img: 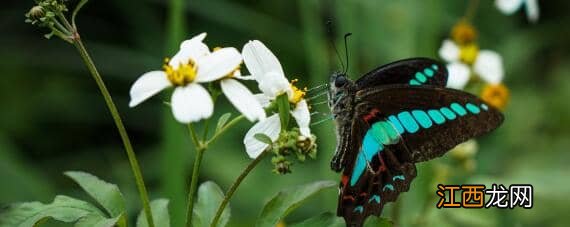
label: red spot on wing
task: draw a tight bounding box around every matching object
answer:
[377,154,387,172]
[341,174,349,186]
[363,108,381,123]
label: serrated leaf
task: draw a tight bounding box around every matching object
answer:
[64,171,125,218]
[290,212,344,227]
[254,133,273,145]
[192,181,230,227]
[363,216,393,227]
[276,93,290,131]
[0,195,104,227]
[136,199,170,227]
[75,213,122,227]
[256,181,336,227]
[216,113,232,132]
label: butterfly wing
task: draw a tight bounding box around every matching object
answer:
[355,85,504,162]
[337,85,504,226]
[355,58,448,88]
[337,116,417,227]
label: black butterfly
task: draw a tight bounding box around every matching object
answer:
[327,58,504,226]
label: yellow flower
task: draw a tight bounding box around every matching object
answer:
[289,79,306,105]
[459,43,479,65]
[481,84,510,110]
[451,20,477,45]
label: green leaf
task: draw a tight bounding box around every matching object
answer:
[254,133,273,145]
[216,113,232,132]
[192,181,231,227]
[72,0,89,27]
[276,93,290,131]
[290,212,344,227]
[136,199,170,227]
[0,195,104,227]
[363,216,393,227]
[75,213,123,227]
[64,171,126,218]
[256,180,336,227]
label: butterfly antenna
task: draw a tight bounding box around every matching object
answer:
[343,33,352,74]
[326,20,345,72]
[306,84,329,94]
[311,115,334,126]
[309,100,329,106]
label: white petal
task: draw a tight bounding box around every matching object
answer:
[474,50,504,84]
[195,47,242,82]
[242,40,285,81]
[179,33,207,49]
[169,41,209,69]
[438,39,460,63]
[129,71,171,107]
[291,100,311,136]
[525,0,539,22]
[254,94,272,108]
[171,84,213,123]
[258,71,291,98]
[233,74,256,80]
[495,0,523,15]
[446,63,470,89]
[221,79,266,122]
[243,114,281,158]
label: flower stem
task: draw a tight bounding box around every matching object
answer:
[73,37,155,227]
[210,150,268,227]
[206,115,246,146]
[185,124,206,227]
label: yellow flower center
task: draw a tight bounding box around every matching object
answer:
[451,20,477,45]
[289,79,306,105]
[459,43,479,65]
[163,58,197,86]
[480,83,510,110]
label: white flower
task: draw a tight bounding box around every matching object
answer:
[438,39,504,89]
[129,33,249,123]
[496,0,539,22]
[241,40,311,158]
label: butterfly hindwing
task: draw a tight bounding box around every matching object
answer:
[338,116,417,227]
[355,58,448,89]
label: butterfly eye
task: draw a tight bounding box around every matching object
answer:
[335,75,347,87]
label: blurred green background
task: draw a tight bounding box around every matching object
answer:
[1,0,569,226]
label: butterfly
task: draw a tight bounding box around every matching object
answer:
[327,58,504,226]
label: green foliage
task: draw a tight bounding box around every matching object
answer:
[136,199,170,227]
[0,171,129,227]
[254,133,273,145]
[64,171,126,218]
[290,212,344,227]
[276,93,290,130]
[0,195,112,227]
[191,181,231,227]
[256,180,336,227]
[216,113,232,133]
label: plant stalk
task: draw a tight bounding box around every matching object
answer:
[73,36,155,227]
[185,140,206,227]
[210,150,268,227]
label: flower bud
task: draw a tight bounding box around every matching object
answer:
[28,6,45,21]
[271,156,292,175]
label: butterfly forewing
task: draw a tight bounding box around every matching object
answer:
[355,85,504,162]
[355,58,448,89]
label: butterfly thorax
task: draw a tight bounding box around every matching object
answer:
[328,72,357,172]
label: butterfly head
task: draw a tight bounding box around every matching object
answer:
[329,72,354,103]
